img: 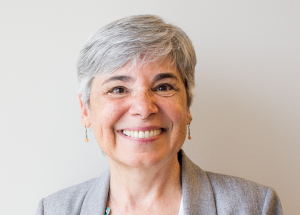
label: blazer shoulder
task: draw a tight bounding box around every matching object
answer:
[46,176,101,199]
[206,171,269,195]
[41,177,101,214]
[206,171,283,214]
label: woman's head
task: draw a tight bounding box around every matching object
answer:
[78,15,196,167]
[77,15,196,109]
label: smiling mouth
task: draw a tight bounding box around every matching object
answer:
[122,129,163,138]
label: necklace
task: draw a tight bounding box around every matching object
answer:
[106,191,122,215]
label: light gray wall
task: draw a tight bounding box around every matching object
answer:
[1,0,299,214]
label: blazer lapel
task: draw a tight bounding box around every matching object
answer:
[80,169,110,215]
[180,150,217,215]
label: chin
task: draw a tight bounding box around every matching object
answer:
[117,150,177,169]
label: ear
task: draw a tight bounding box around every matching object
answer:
[79,94,91,127]
[187,109,192,125]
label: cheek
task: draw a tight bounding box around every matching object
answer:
[160,97,188,135]
[89,99,128,140]
[161,94,188,121]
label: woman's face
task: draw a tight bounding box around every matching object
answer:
[80,58,191,168]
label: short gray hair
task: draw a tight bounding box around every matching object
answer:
[77,15,196,108]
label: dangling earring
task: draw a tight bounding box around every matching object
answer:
[85,126,89,142]
[188,117,192,140]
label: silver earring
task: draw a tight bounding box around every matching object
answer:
[85,126,89,142]
[188,117,192,140]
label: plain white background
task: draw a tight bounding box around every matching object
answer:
[1,0,299,214]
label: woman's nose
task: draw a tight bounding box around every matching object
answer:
[129,90,158,119]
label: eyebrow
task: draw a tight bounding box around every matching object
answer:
[153,73,180,83]
[101,72,180,85]
[102,75,133,85]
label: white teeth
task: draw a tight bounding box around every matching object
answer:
[139,131,145,138]
[145,131,149,138]
[122,129,162,138]
[150,130,153,137]
[134,131,139,138]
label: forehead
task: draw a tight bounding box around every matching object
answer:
[102,57,181,81]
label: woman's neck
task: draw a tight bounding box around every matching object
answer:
[107,154,182,214]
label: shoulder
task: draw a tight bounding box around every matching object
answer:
[205,171,282,214]
[179,150,282,214]
[40,177,100,214]
[36,169,110,215]
[45,176,101,202]
[206,171,269,197]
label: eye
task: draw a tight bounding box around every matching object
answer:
[155,84,174,92]
[109,86,127,94]
[153,84,177,97]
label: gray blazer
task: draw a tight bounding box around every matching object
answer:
[36,150,283,214]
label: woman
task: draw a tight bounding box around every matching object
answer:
[36,15,283,215]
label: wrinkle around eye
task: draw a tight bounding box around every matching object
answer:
[155,91,177,97]
[153,88,178,97]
